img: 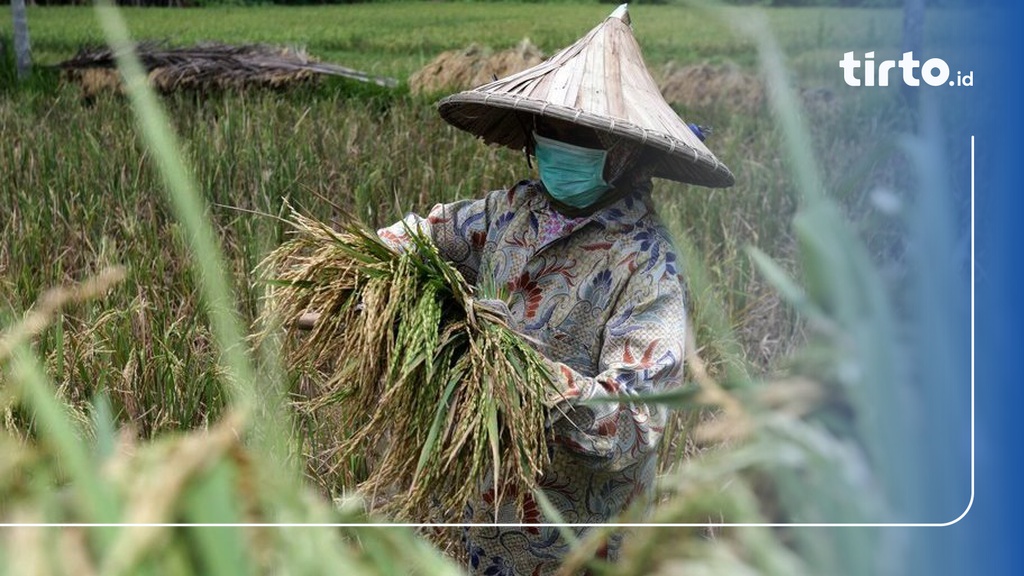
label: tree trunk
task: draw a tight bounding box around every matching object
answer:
[902,0,925,107]
[10,0,32,80]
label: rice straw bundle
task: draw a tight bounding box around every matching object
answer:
[258,212,556,521]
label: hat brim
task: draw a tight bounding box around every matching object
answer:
[438,91,735,188]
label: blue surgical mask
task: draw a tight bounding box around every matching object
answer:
[533,131,611,209]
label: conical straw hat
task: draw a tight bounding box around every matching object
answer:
[437,4,734,188]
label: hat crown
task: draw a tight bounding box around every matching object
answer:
[608,3,630,24]
[438,4,734,188]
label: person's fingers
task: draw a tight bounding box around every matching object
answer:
[296,311,321,331]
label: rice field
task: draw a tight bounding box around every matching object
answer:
[0,2,976,574]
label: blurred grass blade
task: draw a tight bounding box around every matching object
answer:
[746,245,840,338]
[91,391,117,462]
[181,460,251,576]
[900,97,971,535]
[726,5,824,206]
[792,204,865,325]
[7,345,119,537]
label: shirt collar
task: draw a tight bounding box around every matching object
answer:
[524,180,650,233]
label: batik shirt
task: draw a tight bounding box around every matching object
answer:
[379,180,686,576]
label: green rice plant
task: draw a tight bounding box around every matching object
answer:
[257,212,556,522]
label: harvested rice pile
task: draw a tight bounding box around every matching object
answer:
[658,62,766,113]
[409,38,545,95]
[257,214,556,521]
[657,61,837,114]
[58,42,397,97]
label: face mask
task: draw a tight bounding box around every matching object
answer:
[533,132,611,209]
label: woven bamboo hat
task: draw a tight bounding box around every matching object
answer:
[437,4,734,188]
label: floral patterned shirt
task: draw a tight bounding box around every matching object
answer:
[379,180,686,575]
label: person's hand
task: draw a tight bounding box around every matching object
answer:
[296,311,321,330]
[475,298,514,327]
[295,301,365,331]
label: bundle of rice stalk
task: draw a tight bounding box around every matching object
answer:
[258,212,556,521]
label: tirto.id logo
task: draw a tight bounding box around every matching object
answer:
[840,52,973,87]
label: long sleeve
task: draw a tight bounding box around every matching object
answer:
[455,184,684,573]
[377,195,492,283]
[379,183,685,475]
[543,260,686,473]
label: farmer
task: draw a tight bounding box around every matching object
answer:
[378,5,733,574]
